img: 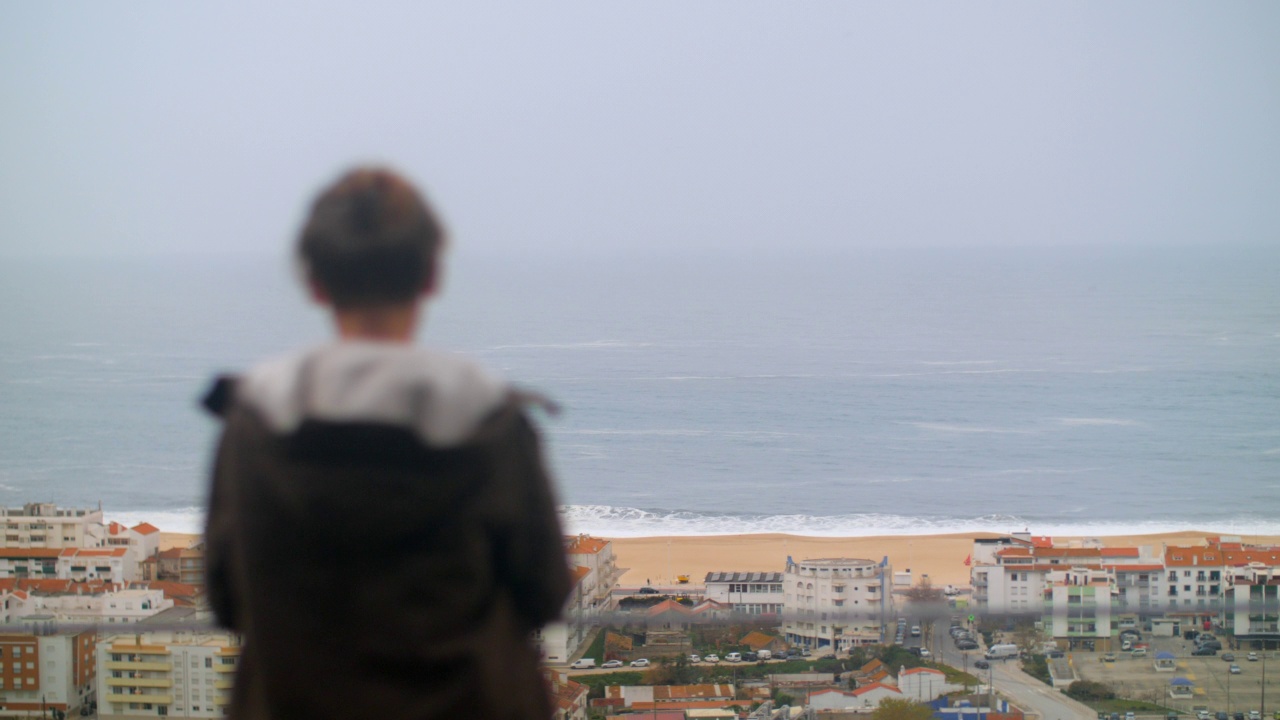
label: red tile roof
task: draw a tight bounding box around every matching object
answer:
[0,548,62,558]
[565,535,610,555]
[131,522,161,535]
[59,547,128,558]
[645,599,693,617]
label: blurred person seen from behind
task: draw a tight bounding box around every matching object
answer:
[202,167,572,719]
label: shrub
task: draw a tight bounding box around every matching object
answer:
[1066,680,1117,701]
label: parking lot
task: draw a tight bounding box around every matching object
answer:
[1070,635,1276,717]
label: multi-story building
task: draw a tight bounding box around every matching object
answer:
[103,522,162,580]
[1045,568,1115,649]
[2,583,172,626]
[0,504,106,550]
[783,557,891,651]
[0,630,97,717]
[0,549,61,579]
[970,535,1158,615]
[1163,538,1280,626]
[177,544,205,587]
[57,547,132,583]
[97,628,240,719]
[703,572,784,617]
[536,565,593,665]
[564,535,621,613]
[1222,563,1280,648]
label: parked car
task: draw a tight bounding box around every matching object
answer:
[630,658,650,667]
[1216,712,1228,720]
[974,660,990,669]
[1102,653,1117,662]
[1132,648,1148,657]
[742,651,759,662]
[602,659,623,669]
[1230,664,1242,674]
[689,654,701,663]
[704,654,720,663]
[1223,653,1236,662]
[1192,647,1217,656]
[637,586,660,595]
[1195,711,1209,720]
[569,658,596,669]
[1126,712,1136,720]
[1249,711,1261,720]
[919,649,931,658]
[725,652,742,663]
[1248,652,1259,661]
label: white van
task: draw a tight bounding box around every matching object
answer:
[984,644,1019,660]
[757,649,772,660]
[569,658,596,669]
[725,652,742,663]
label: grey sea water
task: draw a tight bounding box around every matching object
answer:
[1,245,1277,537]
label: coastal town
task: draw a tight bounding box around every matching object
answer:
[1,503,1277,720]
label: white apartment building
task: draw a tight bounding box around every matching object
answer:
[5,586,172,626]
[98,629,240,719]
[0,504,106,550]
[565,535,621,613]
[1223,563,1280,647]
[0,630,97,718]
[103,522,162,580]
[970,535,1160,615]
[57,547,132,583]
[1160,538,1280,619]
[783,557,891,651]
[0,548,135,584]
[1045,568,1115,649]
[537,565,593,665]
[0,548,61,579]
[703,572,784,616]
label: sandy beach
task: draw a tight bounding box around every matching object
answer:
[606,531,1280,589]
[160,528,1280,590]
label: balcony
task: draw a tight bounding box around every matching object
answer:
[105,693,174,705]
[213,663,237,674]
[215,679,234,691]
[106,677,173,688]
[105,661,172,672]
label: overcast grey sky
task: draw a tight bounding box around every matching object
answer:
[2,2,1277,258]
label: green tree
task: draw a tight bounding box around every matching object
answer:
[872,698,937,720]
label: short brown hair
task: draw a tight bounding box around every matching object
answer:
[297,168,445,308]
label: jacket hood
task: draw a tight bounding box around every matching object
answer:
[234,342,508,448]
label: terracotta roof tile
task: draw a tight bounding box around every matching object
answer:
[565,535,609,555]
[0,548,62,558]
[131,522,161,535]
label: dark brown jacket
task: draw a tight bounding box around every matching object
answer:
[204,343,572,720]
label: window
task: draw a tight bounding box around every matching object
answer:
[205,657,213,668]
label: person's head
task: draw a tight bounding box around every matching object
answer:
[297,167,445,311]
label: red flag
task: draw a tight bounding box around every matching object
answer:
[963,554,971,566]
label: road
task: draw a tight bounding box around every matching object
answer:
[927,616,1096,720]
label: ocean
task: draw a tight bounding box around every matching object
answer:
[1,244,1277,538]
